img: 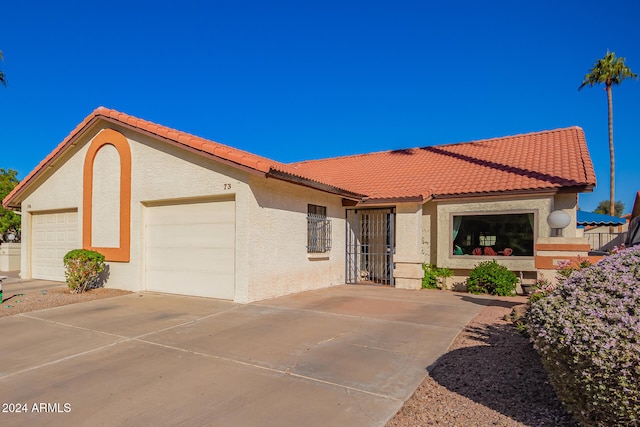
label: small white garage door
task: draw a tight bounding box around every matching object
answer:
[31,210,80,281]
[145,199,235,300]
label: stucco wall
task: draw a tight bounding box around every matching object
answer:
[91,144,121,248]
[421,202,437,265]
[393,203,424,289]
[243,175,346,303]
[19,123,346,303]
[424,194,578,272]
[0,243,21,271]
[20,142,89,278]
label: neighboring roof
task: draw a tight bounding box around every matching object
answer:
[3,108,597,208]
[577,210,627,226]
[632,191,640,220]
[287,127,596,201]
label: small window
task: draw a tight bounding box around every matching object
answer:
[479,234,496,246]
[307,204,331,253]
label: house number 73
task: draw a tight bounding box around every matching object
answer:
[224,183,232,190]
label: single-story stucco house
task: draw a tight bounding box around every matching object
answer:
[2,107,596,302]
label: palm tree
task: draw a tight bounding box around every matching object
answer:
[0,51,6,86]
[579,51,637,222]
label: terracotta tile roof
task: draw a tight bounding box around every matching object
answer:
[3,108,596,208]
[97,107,283,173]
[4,107,296,207]
[285,127,596,201]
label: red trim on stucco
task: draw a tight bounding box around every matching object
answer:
[535,255,603,269]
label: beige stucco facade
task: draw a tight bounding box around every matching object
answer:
[17,123,347,303]
[19,140,87,279]
[0,242,20,271]
[17,123,589,296]
[9,111,595,299]
[420,193,582,289]
[243,176,346,302]
[393,203,424,289]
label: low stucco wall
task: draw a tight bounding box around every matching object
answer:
[0,243,20,271]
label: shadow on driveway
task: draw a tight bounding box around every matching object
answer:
[459,294,527,309]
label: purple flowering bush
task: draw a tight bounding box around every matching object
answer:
[528,245,640,425]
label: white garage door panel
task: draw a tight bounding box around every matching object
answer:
[146,271,235,300]
[149,202,235,224]
[146,223,233,248]
[146,248,234,273]
[145,200,235,300]
[31,211,79,281]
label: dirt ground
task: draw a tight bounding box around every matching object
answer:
[1,286,132,318]
[387,298,576,426]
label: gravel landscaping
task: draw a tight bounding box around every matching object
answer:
[1,286,131,318]
[387,297,577,427]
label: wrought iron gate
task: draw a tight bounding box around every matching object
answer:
[346,208,395,286]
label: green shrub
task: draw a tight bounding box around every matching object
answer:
[63,249,106,293]
[466,260,517,296]
[528,246,640,426]
[422,264,453,289]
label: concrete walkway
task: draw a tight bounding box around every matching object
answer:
[0,285,495,426]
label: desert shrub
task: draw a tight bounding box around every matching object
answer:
[529,258,592,304]
[63,249,106,293]
[528,277,555,304]
[422,264,453,289]
[466,260,517,295]
[527,245,640,426]
[555,255,592,279]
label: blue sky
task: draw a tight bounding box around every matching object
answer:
[1,0,639,213]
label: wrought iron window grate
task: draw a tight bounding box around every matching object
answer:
[307,213,332,253]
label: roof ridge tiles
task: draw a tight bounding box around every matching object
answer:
[435,126,583,147]
[290,126,584,166]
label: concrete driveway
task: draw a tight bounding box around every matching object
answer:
[0,285,493,426]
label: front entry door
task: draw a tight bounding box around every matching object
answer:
[346,208,395,286]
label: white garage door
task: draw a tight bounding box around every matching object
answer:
[145,199,235,300]
[31,210,79,281]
